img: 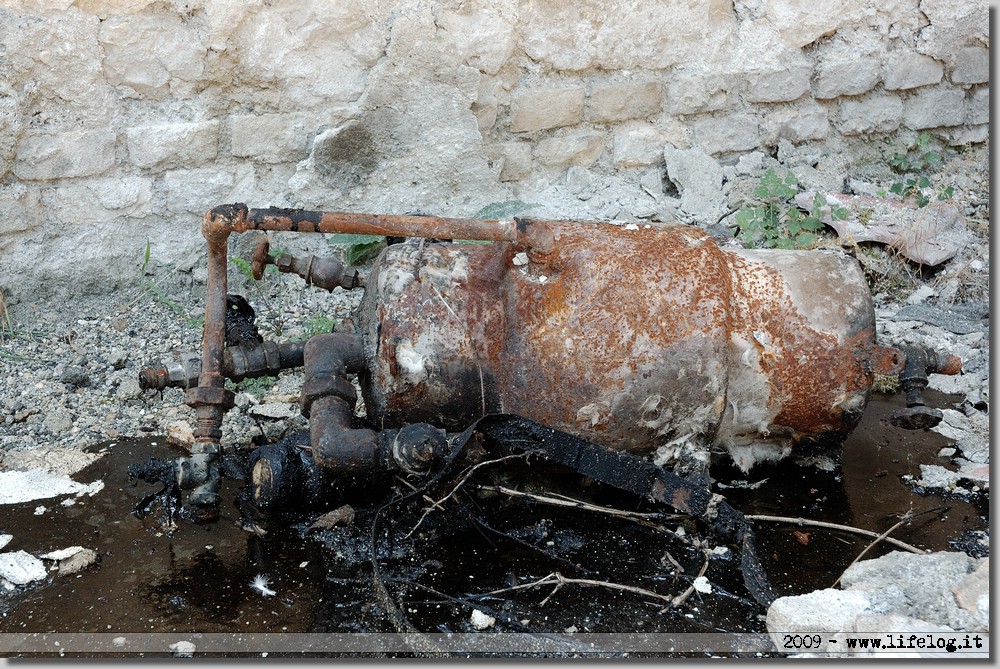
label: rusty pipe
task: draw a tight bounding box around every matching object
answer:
[209,203,520,243]
[177,209,238,521]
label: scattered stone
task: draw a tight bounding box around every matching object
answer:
[0,550,47,586]
[0,535,11,550]
[306,505,356,532]
[169,640,197,658]
[165,420,195,449]
[470,609,496,630]
[888,302,988,335]
[662,144,725,223]
[41,546,99,576]
[0,469,105,505]
[59,365,90,387]
[692,576,713,594]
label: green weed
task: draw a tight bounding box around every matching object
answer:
[733,170,848,249]
[888,132,955,208]
[140,240,204,329]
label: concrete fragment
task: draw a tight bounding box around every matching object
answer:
[662,144,724,222]
[0,535,11,550]
[0,469,104,505]
[470,609,496,630]
[0,551,47,585]
[248,403,299,420]
[0,447,104,476]
[165,420,195,449]
[840,551,983,632]
[767,589,874,650]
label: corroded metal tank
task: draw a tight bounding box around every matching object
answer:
[358,220,901,470]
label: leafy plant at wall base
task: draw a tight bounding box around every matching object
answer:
[328,234,385,265]
[888,132,954,208]
[140,240,203,329]
[733,170,849,250]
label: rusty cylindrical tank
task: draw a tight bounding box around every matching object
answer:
[357,220,902,471]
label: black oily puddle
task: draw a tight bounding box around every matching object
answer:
[0,391,987,657]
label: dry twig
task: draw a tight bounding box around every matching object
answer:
[482,571,675,608]
[405,453,531,538]
[745,514,927,554]
[830,506,947,588]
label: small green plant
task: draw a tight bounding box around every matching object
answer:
[734,170,848,249]
[139,240,204,328]
[328,234,385,265]
[229,374,278,399]
[888,132,954,207]
[299,314,338,340]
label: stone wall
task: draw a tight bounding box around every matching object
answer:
[0,0,989,308]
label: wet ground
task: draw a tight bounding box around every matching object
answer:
[0,392,987,657]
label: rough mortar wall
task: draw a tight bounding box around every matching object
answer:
[0,0,989,307]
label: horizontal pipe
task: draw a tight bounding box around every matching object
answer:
[219,204,519,242]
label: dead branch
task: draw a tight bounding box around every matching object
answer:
[663,549,712,611]
[745,514,926,554]
[478,484,682,524]
[830,506,948,588]
[481,571,675,608]
[404,453,531,538]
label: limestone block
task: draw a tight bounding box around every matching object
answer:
[534,131,604,168]
[520,0,736,71]
[612,124,665,168]
[883,52,944,91]
[164,165,255,214]
[837,95,903,135]
[587,81,663,123]
[902,88,966,129]
[14,129,116,180]
[48,177,154,226]
[744,64,812,103]
[435,5,516,75]
[968,87,989,126]
[813,58,881,99]
[0,87,20,179]
[950,47,990,85]
[227,0,384,107]
[127,121,220,170]
[0,186,43,251]
[496,142,532,182]
[767,1,865,48]
[691,114,761,155]
[231,114,326,164]
[916,0,989,64]
[99,14,206,95]
[510,87,585,133]
[665,69,732,115]
[765,103,830,144]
